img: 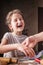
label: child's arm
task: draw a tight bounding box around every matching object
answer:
[0,43,27,55]
[0,44,17,54]
[0,43,35,57]
[0,38,19,53]
[1,38,27,54]
[0,38,35,57]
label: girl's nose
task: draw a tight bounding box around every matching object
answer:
[18,19,21,24]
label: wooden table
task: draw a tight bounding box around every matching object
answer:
[0,57,18,65]
[0,57,41,65]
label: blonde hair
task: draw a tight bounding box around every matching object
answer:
[5,9,24,25]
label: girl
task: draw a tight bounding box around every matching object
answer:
[1,9,35,58]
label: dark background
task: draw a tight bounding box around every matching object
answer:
[38,7,43,51]
[0,0,34,56]
[0,0,34,41]
[0,0,43,56]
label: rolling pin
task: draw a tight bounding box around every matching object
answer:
[0,57,10,63]
[10,57,18,63]
[0,57,10,65]
[0,57,18,63]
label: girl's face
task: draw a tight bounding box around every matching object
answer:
[10,13,25,34]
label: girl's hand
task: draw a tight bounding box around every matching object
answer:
[23,45,35,57]
[16,43,35,57]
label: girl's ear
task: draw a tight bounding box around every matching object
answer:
[8,24,13,31]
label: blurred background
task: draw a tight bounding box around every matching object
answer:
[0,0,43,56]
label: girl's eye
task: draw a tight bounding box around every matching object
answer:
[14,19,17,22]
[19,18,22,21]
[19,18,23,21]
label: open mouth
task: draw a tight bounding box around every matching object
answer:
[17,25,22,27]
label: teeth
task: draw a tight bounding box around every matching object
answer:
[18,25,22,27]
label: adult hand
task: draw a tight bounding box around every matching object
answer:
[22,36,37,48]
[16,43,35,57]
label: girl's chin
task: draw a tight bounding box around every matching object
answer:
[18,29,23,32]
